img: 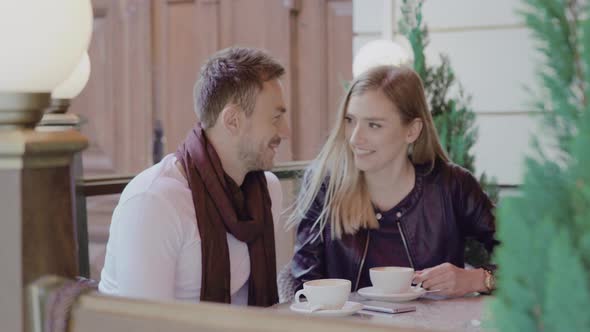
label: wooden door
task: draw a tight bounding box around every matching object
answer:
[73,0,153,176]
[74,0,352,177]
[153,0,352,162]
[291,0,353,160]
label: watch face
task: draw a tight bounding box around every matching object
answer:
[484,270,495,291]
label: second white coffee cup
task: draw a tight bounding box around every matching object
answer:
[370,266,414,293]
[294,278,351,310]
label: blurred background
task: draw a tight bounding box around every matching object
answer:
[78,0,539,280]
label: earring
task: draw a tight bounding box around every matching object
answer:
[408,143,414,156]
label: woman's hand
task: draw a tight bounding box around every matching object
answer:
[413,263,487,297]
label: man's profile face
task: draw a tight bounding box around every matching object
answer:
[238,79,289,171]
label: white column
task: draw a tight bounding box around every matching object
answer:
[381,0,397,40]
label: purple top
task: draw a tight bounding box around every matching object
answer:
[360,204,413,289]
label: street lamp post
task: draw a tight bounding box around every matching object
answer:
[0,1,93,331]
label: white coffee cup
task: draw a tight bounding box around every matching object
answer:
[369,266,414,293]
[294,278,351,310]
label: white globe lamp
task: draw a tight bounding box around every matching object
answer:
[52,52,91,101]
[353,38,414,78]
[0,0,93,127]
[48,52,92,114]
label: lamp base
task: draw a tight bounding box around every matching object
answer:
[45,98,71,114]
[0,93,50,129]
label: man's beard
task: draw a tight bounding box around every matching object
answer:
[238,139,271,171]
[238,136,281,172]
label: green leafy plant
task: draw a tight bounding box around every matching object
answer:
[489,0,590,330]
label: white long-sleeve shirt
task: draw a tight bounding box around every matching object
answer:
[98,154,283,304]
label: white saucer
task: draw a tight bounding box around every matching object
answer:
[289,301,363,317]
[357,286,426,302]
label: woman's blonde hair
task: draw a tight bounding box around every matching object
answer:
[286,65,448,239]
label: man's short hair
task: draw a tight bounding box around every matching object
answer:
[194,47,285,128]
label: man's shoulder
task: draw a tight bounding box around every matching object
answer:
[263,171,283,208]
[263,171,279,185]
[111,155,196,238]
[119,154,189,206]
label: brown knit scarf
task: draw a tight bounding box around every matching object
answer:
[175,124,278,306]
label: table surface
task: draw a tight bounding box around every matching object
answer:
[271,292,494,332]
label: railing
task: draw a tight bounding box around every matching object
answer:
[76,160,519,278]
[80,160,310,197]
[75,160,309,278]
[80,160,519,197]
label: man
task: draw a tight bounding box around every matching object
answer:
[99,47,290,307]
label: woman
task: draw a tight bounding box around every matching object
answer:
[287,65,497,297]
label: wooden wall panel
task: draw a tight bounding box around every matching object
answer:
[153,0,220,156]
[155,0,298,162]
[217,0,295,161]
[294,0,328,160]
[73,0,351,171]
[327,1,353,127]
[71,0,153,175]
[292,0,353,160]
[77,4,116,174]
[155,0,352,162]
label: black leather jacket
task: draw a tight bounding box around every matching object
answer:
[291,160,498,291]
